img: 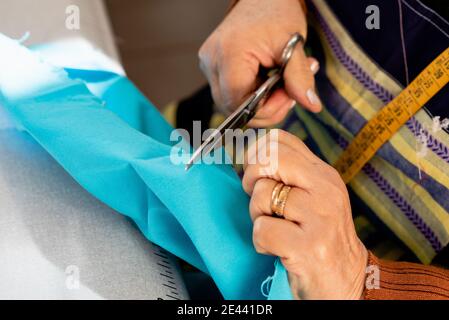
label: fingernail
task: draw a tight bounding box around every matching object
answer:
[306,89,321,107]
[290,100,297,109]
[310,61,320,74]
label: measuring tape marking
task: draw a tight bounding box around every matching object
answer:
[334,47,449,183]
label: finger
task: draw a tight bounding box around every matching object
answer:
[244,129,318,171]
[247,56,319,127]
[199,58,223,112]
[269,129,320,162]
[243,133,298,178]
[250,178,311,224]
[253,215,303,258]
[307,57,320,75]
[242,142,315,194]
[249,88,292,121]
[284,48,322,113]
[247,95,295,128]
[249,178,277,221]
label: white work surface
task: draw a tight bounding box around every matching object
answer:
[0,0,188,299]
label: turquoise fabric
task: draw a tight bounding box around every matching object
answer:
[0,34,292,300]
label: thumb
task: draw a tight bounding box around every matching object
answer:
[284,49,322,113]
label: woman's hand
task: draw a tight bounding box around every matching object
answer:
[242,129,368,299]
[199,0,321,128]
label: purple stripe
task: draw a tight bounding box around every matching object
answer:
[310,1,449,164]
[408,117,449,161]
[336,136,443,252]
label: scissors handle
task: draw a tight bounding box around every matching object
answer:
[185,33,304,170]
[280,33,305,71]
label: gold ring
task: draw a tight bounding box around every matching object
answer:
[271,182,284,213]
[270,182,291,217]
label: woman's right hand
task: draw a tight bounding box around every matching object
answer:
[199,0,321,128]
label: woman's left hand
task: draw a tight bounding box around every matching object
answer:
[242,129,368,299]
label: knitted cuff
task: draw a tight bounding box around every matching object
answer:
[363,251,449,300]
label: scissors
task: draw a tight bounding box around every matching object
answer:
[185,33,304,171]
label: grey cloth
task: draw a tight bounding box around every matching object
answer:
[0,107,188,300]
[0,0,120,61]
[0,0,188,299]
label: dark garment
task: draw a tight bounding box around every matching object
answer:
[168,0,449,299]
[325,0,448,118]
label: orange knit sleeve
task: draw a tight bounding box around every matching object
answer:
[364,251,449,300]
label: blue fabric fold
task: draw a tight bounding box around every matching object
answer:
[0,34,293,300]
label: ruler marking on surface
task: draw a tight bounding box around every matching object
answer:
[151,244,186,299]
[160,272,174,279]
[163,283,177,290]
[153,252,168,259]
[157,262,171,269]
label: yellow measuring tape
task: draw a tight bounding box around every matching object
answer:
[334,47,449,184]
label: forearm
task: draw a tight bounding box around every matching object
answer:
[228,0,307,16]
[364,251,449,299]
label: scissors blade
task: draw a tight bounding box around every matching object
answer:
[184,71,283,171]
[185,94,256,171]
[197,105,253,161]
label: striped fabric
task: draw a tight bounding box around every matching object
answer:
[280,0,449,264]
[165,0,449,265]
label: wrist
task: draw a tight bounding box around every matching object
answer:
[228,0,308,16]
[348,241,369,300]
[232,0,308,40]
